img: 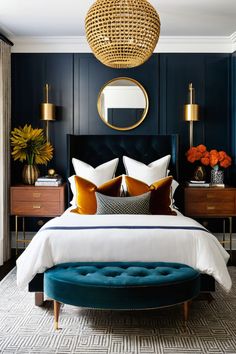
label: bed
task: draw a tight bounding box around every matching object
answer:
[16,134,231,305]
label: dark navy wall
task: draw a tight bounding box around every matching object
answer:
[74,54,159,135]
[159,53,231,180]
[231,51,236,179]
[11,54,74,182]
[11,52,232,184]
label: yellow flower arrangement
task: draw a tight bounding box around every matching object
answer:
[11,124,53,165]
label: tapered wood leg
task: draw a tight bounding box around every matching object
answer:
[207,292,214,303]
[15,215,18,256]
[183,301,190,322]
[35,292,44,306]
[54,300,61,330]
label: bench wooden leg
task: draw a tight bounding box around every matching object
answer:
[35,292,44,306]
[54,300,61,330]
[183,301,190,322]
[207,292,214,303]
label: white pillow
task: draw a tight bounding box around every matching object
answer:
[123,155,171,185]
[68,175,77,205]
[170,179,179,209]
[171,179,179,196]
[165,169,179,209]
[69,158,119,206]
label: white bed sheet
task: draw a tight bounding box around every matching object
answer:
[16,210,231,291]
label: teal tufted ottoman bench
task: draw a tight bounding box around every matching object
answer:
[44,262,200,329]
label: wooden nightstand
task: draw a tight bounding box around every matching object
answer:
[185,187,236,258]
[10,184,66,254]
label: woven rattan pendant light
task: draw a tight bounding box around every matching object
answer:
[85,0,161,68]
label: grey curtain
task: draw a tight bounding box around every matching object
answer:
[0,40,11,265]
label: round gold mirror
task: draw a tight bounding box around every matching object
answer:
[97,77,149,131]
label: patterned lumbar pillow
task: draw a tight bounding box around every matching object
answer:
[95,191,151,215]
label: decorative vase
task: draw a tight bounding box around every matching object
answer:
[193,165,206,181]
[22,165,39,185]
[211,169,224,185]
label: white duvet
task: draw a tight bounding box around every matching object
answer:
[16,211,232,291]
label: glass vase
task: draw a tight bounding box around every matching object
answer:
[211,169,224,185]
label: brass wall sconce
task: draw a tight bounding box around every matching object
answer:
[40,84,55,142]
[184,83,199,147]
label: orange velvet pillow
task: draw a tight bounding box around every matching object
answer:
[71,175,122,214]
[125,175,176,215]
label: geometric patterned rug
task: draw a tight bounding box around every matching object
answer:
[0,268,236,354]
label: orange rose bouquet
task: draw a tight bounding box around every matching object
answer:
[208,150,232,170]
[186,144,209,166]
[186,145,231,171]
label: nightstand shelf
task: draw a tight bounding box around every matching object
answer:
[10,184,66,255]
[185,187,236,259]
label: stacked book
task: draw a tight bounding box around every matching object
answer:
[35,175,62,186]
[187,180,225,188]
[187,180,210,187]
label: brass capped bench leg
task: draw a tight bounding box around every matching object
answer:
[183,301,190,322]
[54,300,61,330]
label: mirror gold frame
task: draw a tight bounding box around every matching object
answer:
[97,77,149,131]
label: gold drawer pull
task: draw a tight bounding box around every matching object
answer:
[206,194,215,199]
[207,206,216,210]
[33,205,41,209]
[33,193,41,198]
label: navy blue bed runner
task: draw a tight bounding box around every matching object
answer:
[39,225,209,233]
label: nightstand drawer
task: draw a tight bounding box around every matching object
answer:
[186,202,235,216]
[11,201,63,216]
[11,184,66,255]
[184,186,235,260]
[187,190,235,202]
[11,188,61,202]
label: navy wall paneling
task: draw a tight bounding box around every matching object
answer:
[11,54,74,181]
[73,54,159,135]
[231,52,236,180]
[159,53,231,182]
[12,52,232,183]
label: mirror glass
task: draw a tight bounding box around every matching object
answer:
[97,77,149,131]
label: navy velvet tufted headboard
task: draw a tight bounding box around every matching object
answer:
[67,134,179,186]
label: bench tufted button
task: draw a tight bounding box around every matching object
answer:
[104,271,121,277]
[130,271,149,277]
[78,271,88,276]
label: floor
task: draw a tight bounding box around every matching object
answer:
[0,249,25,281]
[1,267,236,354]
[0,256,16,281]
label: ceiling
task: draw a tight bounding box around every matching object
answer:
[0,0,236,38]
